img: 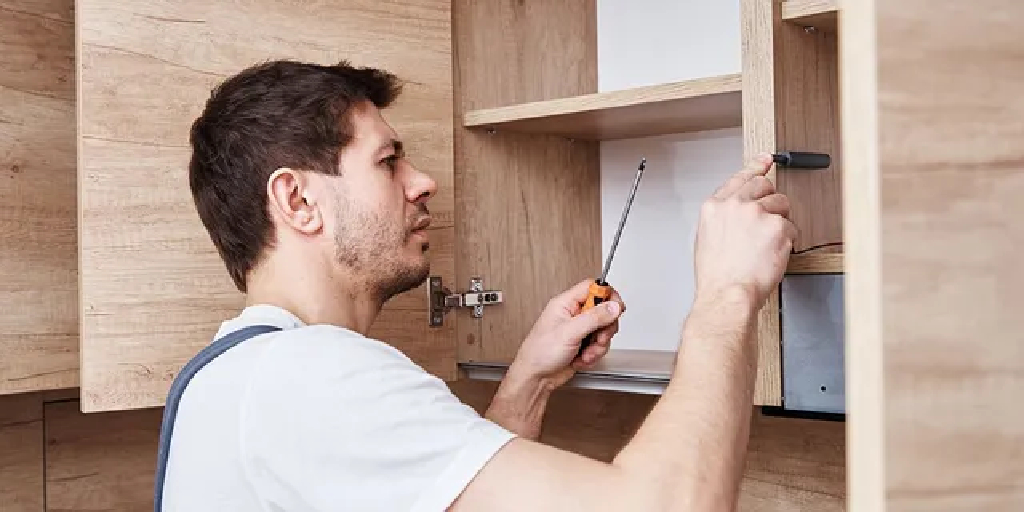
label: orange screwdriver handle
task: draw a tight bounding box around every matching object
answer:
[577,279,613,359]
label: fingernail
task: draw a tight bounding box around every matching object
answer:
[606,302,620,315]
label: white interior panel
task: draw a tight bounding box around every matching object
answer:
[599,129,742,352]
[597,0,742,92]
[597,0,744,353]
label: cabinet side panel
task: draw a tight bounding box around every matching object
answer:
[0,0,78,394]
[840,0,882,509]
[78,0,455,411]
[454,0,601,363]
[741,0,782,406]
[877,1,1024,509]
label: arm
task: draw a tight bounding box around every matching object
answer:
[483,366,555,440]
[451,155,795,512]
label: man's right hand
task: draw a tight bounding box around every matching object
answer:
[693,154,798,309]
[449,154,802,512]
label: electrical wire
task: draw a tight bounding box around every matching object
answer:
[792,241,844,255]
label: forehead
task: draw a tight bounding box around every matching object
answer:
[347,102,398,150]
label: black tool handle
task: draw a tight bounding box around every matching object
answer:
[772,151,831,169]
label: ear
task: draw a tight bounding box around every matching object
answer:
[266,167,323,235]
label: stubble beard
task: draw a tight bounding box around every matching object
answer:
[334,205,430,305]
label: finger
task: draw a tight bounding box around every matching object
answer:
[578,318,618,364]
[607,290,626,314]
[757,193,791,218]
[736,175,775,201]
[578,342,610,368]
[559,300,621,342]
[556,278,597,306]
[783,218,799,247]
[715,155,773,199]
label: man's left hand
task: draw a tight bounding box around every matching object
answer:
[509,279,626,389]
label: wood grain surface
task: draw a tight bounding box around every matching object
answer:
[740,0,783,406]
[77,0,455,411]
[0,0,78,394]
[464,74,742,141]
[845,0,1024,509]
[782,0,838,32]
[453,0,602,364]
[45,400,161,511]
[0,393,44,512]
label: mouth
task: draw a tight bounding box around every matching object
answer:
[410,216,432,232]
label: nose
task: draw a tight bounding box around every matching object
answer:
[405,163,437,203]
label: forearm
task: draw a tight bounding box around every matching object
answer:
[612,286,759,511]
[484,366,555,440]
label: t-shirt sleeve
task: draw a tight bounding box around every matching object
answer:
[239,326,516,512]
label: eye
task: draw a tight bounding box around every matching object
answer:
[380,154,399,171]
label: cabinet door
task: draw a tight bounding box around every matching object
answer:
[452,0,602,365]
[0,0,77,395]
[78,0,455,412]
[741,0,844,406]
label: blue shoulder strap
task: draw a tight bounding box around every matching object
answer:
[153,324,283,512]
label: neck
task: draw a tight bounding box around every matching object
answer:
[244,251,382,334]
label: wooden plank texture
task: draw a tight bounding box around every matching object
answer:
[846,0,1024,509]
[0,0,78,394]
[740,0,783,406]
[841,0,882,508]
[463,74,742,141]
[44,400,160,511]
[454,0,602,364]
[77,0,455,411]
[0,393,44,512]
[782,0,838,32]
[787,252,843,274]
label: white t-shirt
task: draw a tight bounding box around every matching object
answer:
[160,304,516,511]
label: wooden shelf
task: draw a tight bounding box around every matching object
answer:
[782,0,838,32]
[786,252,844,274]
[463,74,742,141]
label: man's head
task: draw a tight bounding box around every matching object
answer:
[188,60,436,304]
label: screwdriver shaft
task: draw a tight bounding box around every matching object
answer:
[600,158,646,283]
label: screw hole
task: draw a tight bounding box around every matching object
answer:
[819,385,827,392]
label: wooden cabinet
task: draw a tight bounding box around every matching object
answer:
[2,0,847,412]
[74,0,456,411]
[0,0,78,395]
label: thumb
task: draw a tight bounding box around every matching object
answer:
[560,301,621,341]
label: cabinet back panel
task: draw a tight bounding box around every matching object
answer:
[0,0,78,394]
[77,0,455,411]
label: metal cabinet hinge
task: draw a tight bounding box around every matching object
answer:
[428,276,503,327]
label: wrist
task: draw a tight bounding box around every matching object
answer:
[693,283,760,318]
[486,365,555,440]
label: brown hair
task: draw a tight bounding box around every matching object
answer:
[188,59,402,292]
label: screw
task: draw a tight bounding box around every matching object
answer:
[486,128,496,135]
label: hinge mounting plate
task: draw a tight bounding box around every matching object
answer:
[428,276,503,327]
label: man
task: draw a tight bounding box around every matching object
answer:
[158,59,796,511]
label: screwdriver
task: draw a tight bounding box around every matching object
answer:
[577,157,646,359]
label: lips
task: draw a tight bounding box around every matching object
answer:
[410,216,432,232]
